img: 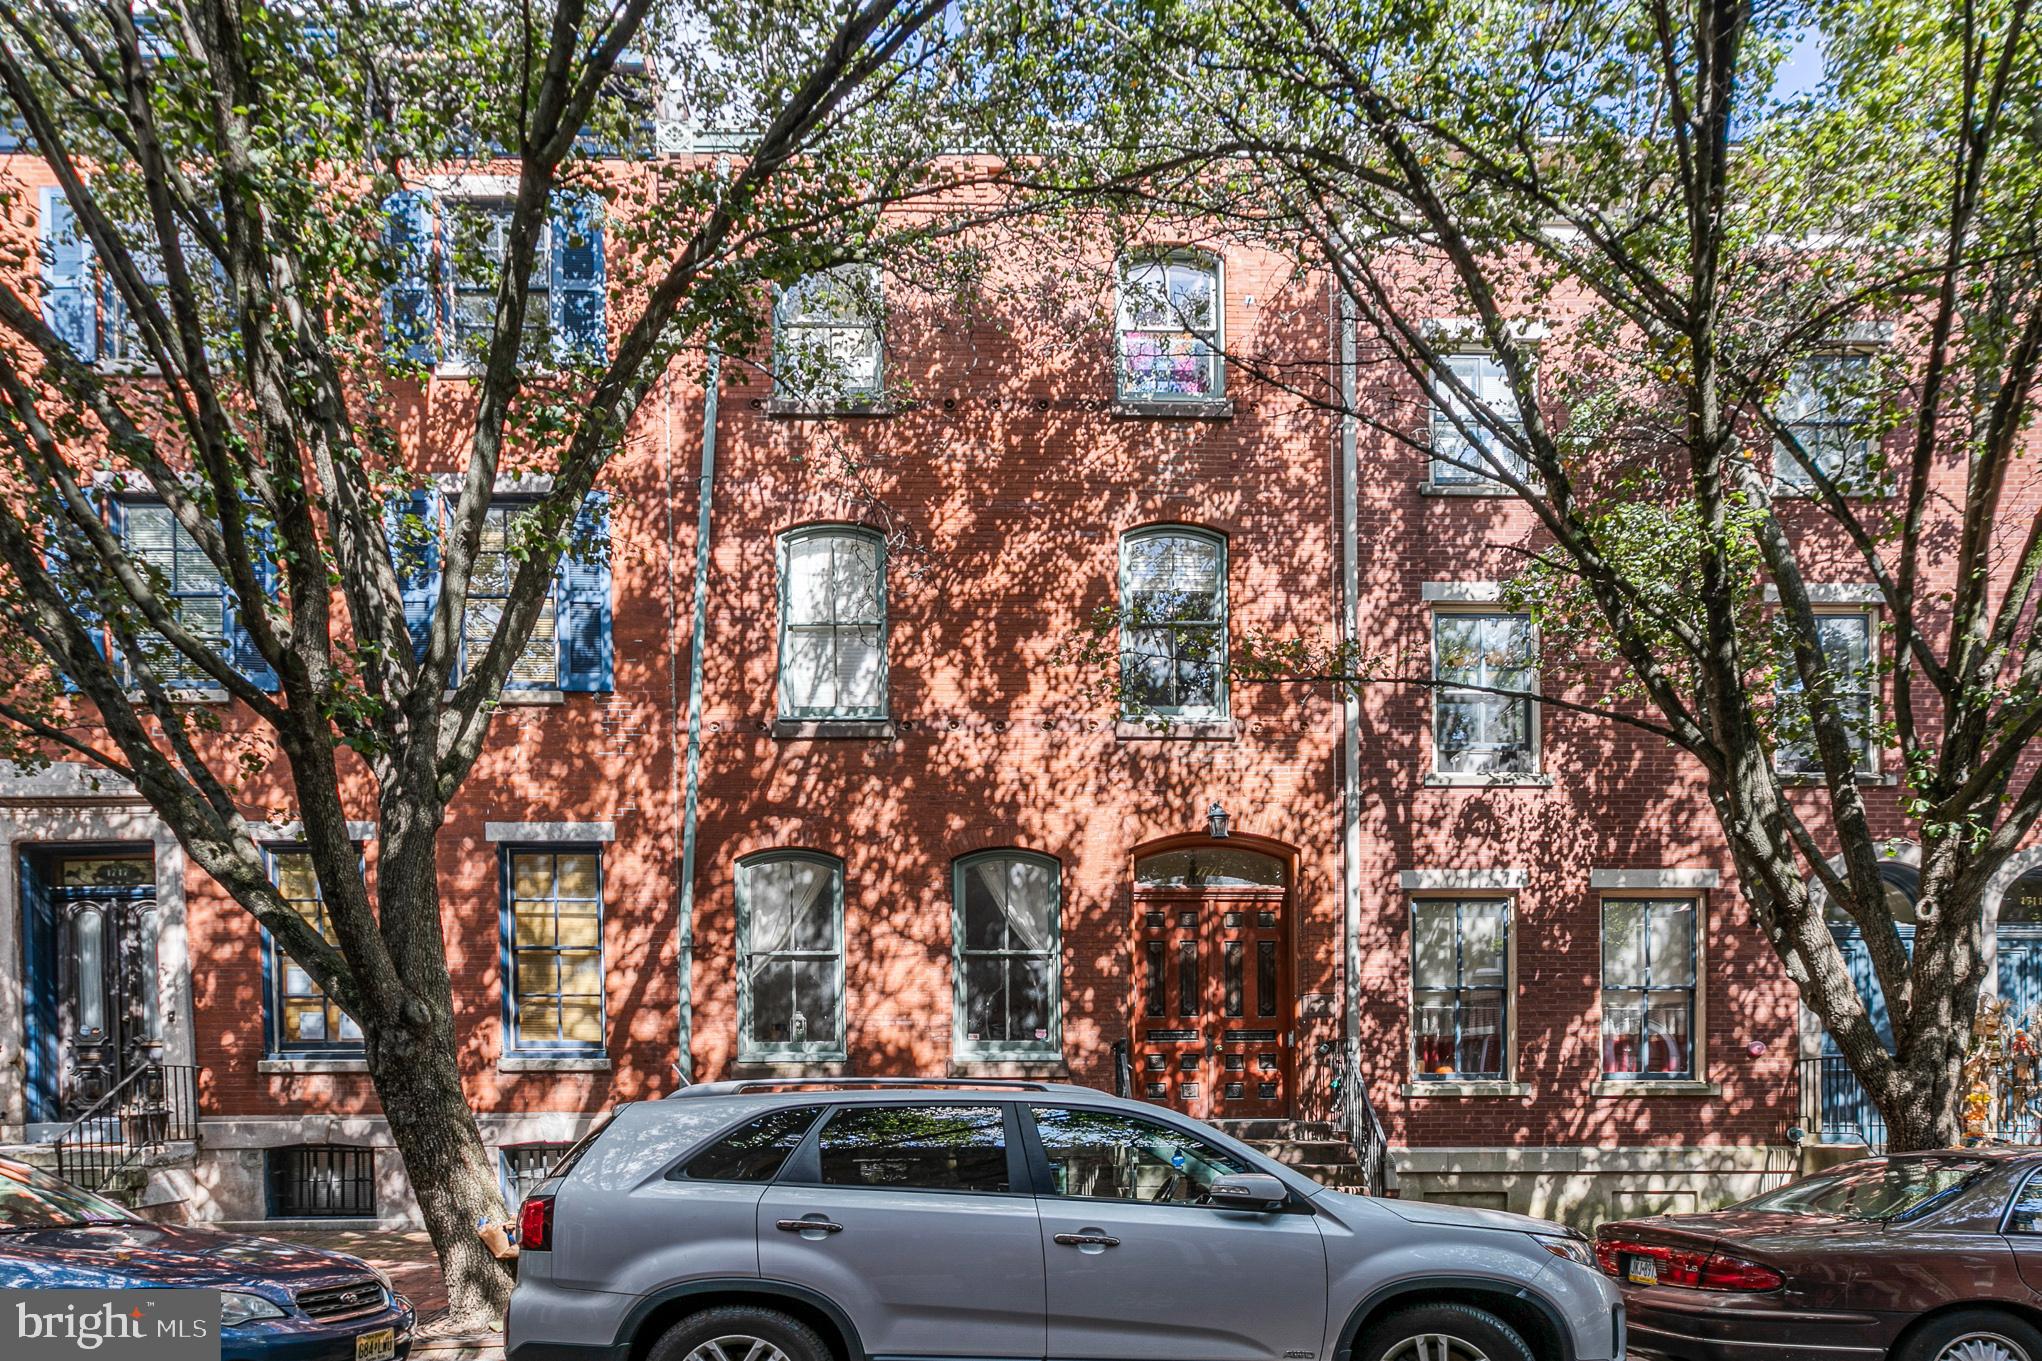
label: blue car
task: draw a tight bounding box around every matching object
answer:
[0,1156,415,1361]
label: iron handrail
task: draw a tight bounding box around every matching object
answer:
[1338,1048,1389,1197]
[55,1062,199,1191]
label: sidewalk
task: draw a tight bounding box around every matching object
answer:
[262,1229,504,1361]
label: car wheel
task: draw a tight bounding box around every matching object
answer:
[1355,1302,1537,1361]
[1901,1311,2042,1361]
[646,1304,831,1361]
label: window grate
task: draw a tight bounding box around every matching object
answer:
[267,1145,375,1218]
[501,1141,573,1204]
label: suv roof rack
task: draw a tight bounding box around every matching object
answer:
[726,1076,1057,1095]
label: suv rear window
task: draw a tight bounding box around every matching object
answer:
[682,1107,821,1182]
[815,1104,1009,1193]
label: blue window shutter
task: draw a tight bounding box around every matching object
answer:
[383,191,436,364]
[549,195,606,363]
[556,492,612,691]
[229,519,281,690]
[39,188,95,362]
[46,491,107,691]
[386,488,442,662]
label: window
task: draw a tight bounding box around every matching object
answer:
[777,528,886,720]
[1117,254,1221,401]
[1601,899,1697,1079]
[38,189,205,367]
[1411,898,1510,1080]
[773,265,884,404]
[1775,611,1876,776]
[103,501,277,690]
[266,1145,375,1218]
[500,1141,572,1205]
[266,849,363,1055]
[736,852,846,1062]
[1775,354,1875,490]
[383,190,606,368]
[954,853,1061,1059]
[681,1108,823,1183]
[467,503,557,689]
[1134,848,1285,888]
[503,848,605,1053]
[1432,611,1538,775]
[1031,1106,1250,1205]
[1119,527,1227,718]
[384,490,613,691]
[1429,351,1527,488]
[814,1104,1009,1192]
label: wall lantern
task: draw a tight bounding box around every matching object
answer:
[1207,802,1231,839]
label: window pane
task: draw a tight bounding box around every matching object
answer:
[1413,990,1456,1076]
[835,627,885,712]
[785,537,834,625]
[1134,849,1285,887]
[816,1105,1008,1192]
[1643,991,1691,1075]
[1603,989,1647,1073]
[1602,901,1646,986]
[1461,903,1508,985]
[1649,902,1696,986]
[832,538,881,622]
[1412,903,1457,989]
[1459,989,1505,1076]
[1032,1106,1248,1204]
[685,1108,822,1183]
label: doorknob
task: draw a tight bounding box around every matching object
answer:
[1053,1232,1121,1249]
[775,1218,843,1235]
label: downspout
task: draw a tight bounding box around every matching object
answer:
[1335,280,1363,1090]
[675,347,721,1083]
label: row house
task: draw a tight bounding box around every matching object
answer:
[0,150,2035,1229]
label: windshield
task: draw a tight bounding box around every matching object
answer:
[1733,1157,1988,1222]
[0,1162,140,1230]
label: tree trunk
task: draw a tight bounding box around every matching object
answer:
[367,1021,513,1328]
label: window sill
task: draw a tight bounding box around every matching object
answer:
[1591,1079,1720,1098]
[772,718,895,740]
[948,1057,1069,1078]
[258,1058,369,1075]
[126,688,232,705]
[1109,398,1233,420]
[444,688,567,706]
[1417,482,1519,498]
[1770,484,1893,501]
[1424,772,1552,788]
[764,397,895,418]
[1776,771,1896,786]
[1115,718,1236,741]
[499,1055,611,1073]
[1402,1081,1531,1099]
[729,1059,853,1077]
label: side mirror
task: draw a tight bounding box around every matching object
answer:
[1208,1172,1290,1212]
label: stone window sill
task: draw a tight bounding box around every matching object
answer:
[445,688,565,706]
[126,689,232,705]
[258,1058,369,1075]
[729,1059,852,1078]
[948,1058,1069,1079]
[773,718,895,740]
[1115,718,1236,741]
[1402,1081,1532,1099]
[1110,398,1233,420]
[1771,484,1893,502]
[1424,772,1552,788]
[1417,482,1520,498]
[1591,1079,1720,1098]
[499,1055,611,1073]
[765,397,895,418]
[1777,771,1896,787]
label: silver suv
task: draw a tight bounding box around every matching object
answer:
[506,1079,1623,1361]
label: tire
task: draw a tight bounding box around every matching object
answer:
[1898,1310,2042,1361]
[644,1304,832,1361]
[1354,1302,1538,1361]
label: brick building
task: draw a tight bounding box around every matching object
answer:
[1,150,2034,1230]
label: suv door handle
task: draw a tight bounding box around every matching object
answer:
[776,1219,843,1234]
[1052,1233,1120,1248]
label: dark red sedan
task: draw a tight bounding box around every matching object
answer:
[1598,1148,2042,1361]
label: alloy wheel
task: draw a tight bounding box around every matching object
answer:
[1379,1336,1493,1361]
[1939,1335,2035,1361]
[682,1338,791,1361]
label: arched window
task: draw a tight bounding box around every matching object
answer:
[1119,527,1227,719]
[777,527,887,720]
[1116,253,1221,401]
[2003,866,2042,928]
[952,852,1062,1060]
[773,264,883,404]
[736,852,846,1062]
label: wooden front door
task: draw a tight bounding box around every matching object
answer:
[1133,888,1290,1119]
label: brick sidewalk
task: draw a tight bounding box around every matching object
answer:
[261,1229,503,1359]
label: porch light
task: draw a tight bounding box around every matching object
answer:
[1207,802,1231,839]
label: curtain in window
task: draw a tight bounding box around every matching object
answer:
[1120,530,1225,717]
[1430,351,1527,486]
[743,856,843,1055]
[1118,257,1219,399]
[780,532,885,719]
[774,266,883,400]
[957,855,1059,1053]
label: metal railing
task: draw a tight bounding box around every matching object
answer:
[1337,1049,1389,1196]
[56,1063,199,1193]
[1800,1053,2042,1154]
[1111,1038,1133,1099]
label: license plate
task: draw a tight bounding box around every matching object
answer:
[1626,1256,1658,1287]
[356,1328,397,1361]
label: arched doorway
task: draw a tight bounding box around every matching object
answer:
[1130,838,1293,1121]
[1997,864,2042,1019]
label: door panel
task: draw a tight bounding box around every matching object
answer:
[1029,1104,1326,1361]
[1133,891,1289,1118]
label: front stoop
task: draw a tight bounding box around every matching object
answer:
[1213,1120,1371,1191]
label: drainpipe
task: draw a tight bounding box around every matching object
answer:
[675,347,721,1084]
[1335,280,1363,1090]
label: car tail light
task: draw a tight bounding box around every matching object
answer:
[1597,1238,1783,1292]
[518,1195,554,1252]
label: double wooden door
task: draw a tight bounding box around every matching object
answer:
[1132,889,1290,1119]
